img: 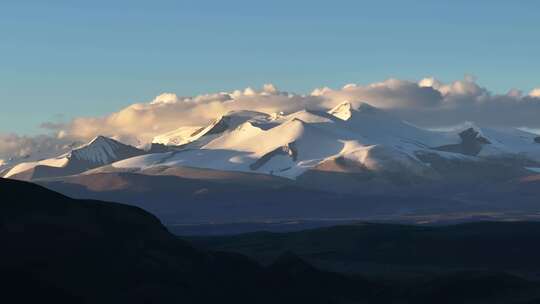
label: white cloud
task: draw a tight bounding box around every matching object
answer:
[150,93,181,105]
[41,84,320,147]
[312,77,540,127]
[315,78,443,109]
[506,89,523,98]
[4,77,540,161]
[529,88,540,98]
[0,133,80,164]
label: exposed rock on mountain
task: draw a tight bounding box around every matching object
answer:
[250,142,298,171]
[434,127,491,156]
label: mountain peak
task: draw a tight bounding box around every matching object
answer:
[328,101,382,121]
[70,136,142,165]
[184,110,273,145]
[328,101,353,120]
[88,135,115,145]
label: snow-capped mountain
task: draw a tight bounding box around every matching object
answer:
[2,136,145,180]
[152,126,203,146]
[152,110,277,148]
[4,102,540,186]
[105,101,540,183]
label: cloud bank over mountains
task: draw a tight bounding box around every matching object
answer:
[0,134,79,165]
[2,77,540,161]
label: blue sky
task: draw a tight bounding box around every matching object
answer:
[1,0,539,134]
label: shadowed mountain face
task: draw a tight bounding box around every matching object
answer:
[38,171,486,225]
[434,128,491,156]
[34,167,540,227]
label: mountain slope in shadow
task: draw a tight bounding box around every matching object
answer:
[0,178,381,303]
[38,171,474,224]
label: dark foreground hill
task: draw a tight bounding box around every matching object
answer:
[3,178,540,303]
[0,178,379,303]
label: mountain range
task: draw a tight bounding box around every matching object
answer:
[2,102,540,225]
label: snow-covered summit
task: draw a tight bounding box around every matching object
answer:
[3,136,144,179]
[69,135,142,165]
[328,101,354,120]
[151,110,275,148]
[152,126,202,146]
[328,101,384,121]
